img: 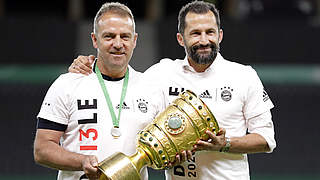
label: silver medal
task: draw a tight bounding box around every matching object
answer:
[111,127,121,138]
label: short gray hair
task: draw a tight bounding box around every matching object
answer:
[93,2,135,34]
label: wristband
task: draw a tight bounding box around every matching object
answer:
[220,137,231,152]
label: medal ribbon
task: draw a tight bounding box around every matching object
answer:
[95,64,129,128]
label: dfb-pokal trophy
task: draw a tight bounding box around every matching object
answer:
[98,90,219,180]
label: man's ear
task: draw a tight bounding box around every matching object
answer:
[218,29,223,44]
[133,33,138,48]
[91,33,98,49]
[176,33,185,47]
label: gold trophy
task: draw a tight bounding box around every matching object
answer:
[98,90,219,180]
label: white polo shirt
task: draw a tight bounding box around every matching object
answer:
[37,65,150,180]
[141,53,276,180]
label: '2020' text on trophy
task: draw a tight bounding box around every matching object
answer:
[98,90,219,180]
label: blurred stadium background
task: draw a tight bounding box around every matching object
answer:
[1,0,320,179]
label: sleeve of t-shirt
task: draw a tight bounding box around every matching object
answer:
[243,66,276,152]
[135,75,168,121]
[37,117,68,131]
[247,111,276,152]
[144,61,170,109]
[37,75,71,126]
[243,66,274,119]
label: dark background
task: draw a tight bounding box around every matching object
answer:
[1,0,320,179]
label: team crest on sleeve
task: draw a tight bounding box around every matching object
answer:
[220,86,233,102]
[263,89,270,102]
[136,99,148,113]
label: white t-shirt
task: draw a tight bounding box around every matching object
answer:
[37,66,150,180]
[141,53,276,180]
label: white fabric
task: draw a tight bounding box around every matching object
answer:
[141,53,276,180]
[37,66,149,180]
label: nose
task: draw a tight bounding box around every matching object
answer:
[113,36,123,49]
[199,32,209,46]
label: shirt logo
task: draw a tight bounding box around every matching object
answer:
[136,99,148,113]
[263,89,270,102]
[116,102,130,109]
[41,101,53,111]
[220,87,233,102]
[43,102,51,106]
[199,90,212,99]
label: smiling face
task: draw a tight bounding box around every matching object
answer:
[91,12,137,77]
[177,11,223,70]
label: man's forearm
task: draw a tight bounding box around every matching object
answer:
[34,129,86,171]
[34,139,85,171]
[227,133,270,154]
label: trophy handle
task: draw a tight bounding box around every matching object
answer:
[98,148,151,180]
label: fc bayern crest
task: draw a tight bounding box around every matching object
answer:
[137,99,148,113]
[220,87,233,102]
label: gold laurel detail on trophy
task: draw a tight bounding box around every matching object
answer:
[172,103,202,138]
[150,125,177,166]
[155,105,197,149]
[180,91,219,137]
[180,92,211,127]
[138,129,170,169]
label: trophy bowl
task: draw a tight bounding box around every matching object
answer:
[98,90,219,180]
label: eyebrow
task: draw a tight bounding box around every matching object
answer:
[101,32,133,39]
[189,28,216,34]
[120,32,132,37]
[101,31,132,36]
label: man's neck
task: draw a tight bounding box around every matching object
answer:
[96,59,127,78]
[187,58,213,73]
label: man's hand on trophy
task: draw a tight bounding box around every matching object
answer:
[81,155,101,180]
[168,150,193,168]
[193,128,227,152]
[68,55,95,75]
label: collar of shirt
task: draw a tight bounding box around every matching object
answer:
[92,58,135,81]
[182,53,223,74]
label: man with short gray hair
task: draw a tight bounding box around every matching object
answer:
[33,2,149,180]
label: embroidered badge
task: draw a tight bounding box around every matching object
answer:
[220,87,233,102]
[137,99,148,113]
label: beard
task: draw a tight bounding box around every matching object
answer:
[186,42,219,65]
